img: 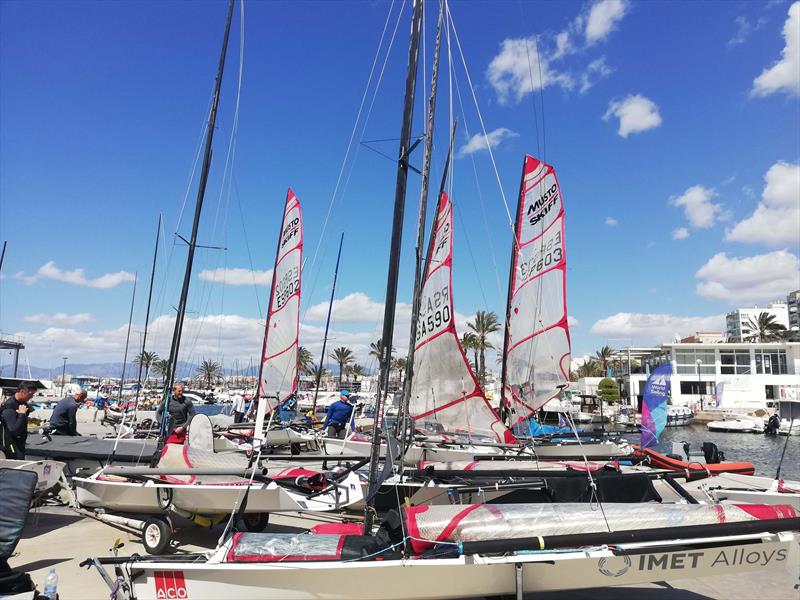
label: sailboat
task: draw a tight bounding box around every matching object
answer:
[72,2,363,554]
[86,2,798,596]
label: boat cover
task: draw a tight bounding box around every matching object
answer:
[418,460,615,472]
[487,473,662,505]
[226,532,385,563]
[26,435,156,464]
[0,468,37,559]
[403,502,798,554]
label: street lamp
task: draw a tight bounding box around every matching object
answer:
[695,358,703,411]
[61,356,68,396]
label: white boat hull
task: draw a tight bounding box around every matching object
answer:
[73,471,362,515]
[121,534,796,600]
[0,459,65,494]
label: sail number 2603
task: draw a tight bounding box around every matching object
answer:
[519,231,562,280]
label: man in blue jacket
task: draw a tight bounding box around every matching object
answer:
[323,390,354,439]
[50,389,88,435]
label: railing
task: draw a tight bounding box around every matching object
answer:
[0,332,24,347]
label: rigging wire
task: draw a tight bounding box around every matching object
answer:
[300,0,404,321]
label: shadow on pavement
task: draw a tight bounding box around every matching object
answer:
[21,511,83,538]
[527,585,713,599]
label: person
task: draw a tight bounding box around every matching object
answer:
[49,389,88,436]
[93,390,108,423]
[231,392,246,424]
[0,382,36,459]
[156,383,196,444]
[245,395,258,421]
[322,390,354,439]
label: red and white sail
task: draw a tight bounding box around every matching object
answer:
[255,189,302,440]
[502,155,571,424]
[409,192,516,444]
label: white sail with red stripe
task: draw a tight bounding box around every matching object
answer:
[255,189,302,439]
[409,192,516,444]
[502,155,571,424]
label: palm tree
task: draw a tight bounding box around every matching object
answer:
[575,358,602,379]
[311,364,328,382]
[392,356,407,386]
[595,345,615,376]
[461,332,479,373]
[153,358,171,388]
[467,311,501,386]
[348,363,365,380]
[369,338,395,371]
[133,350,159,385]
[297,346,314,376]
[330,346,354,386]
[197,359,222,390]
[745,312,788,342]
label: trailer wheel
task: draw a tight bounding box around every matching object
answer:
[239,512,270,532]
[157,487,173,511]
[142,518,171,554]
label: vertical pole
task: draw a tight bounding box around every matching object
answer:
[160,0,236,438]
[364,0,424,531]
[398,0,445,436]
[133,215,162,409]
[61,357,68,396]
[312,232,344,411]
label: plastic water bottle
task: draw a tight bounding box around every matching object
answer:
[43,567,58,599]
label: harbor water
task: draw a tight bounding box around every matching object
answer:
[645,425,800,481]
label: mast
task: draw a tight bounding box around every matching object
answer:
[159,0,235,438]
[133,214,162,409]
[110,275,138,461]
[397,0,445,437]
[312,232,344,412]
[364,0,424,530]
[499,160,526,426]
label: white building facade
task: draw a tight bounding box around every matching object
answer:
[725,302,790,342]
[617,342,800,413]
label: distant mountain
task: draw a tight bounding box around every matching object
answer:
[1,361,225,381]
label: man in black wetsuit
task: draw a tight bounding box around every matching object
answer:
[0,383,37,459]
[156,383,196,444]
[49,389,88,435]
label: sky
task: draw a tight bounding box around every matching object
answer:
[1,0,799,376]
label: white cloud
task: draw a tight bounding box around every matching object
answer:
[695,251,800,304]
[198,267,273,286]
[603,94,662,138]
[725,161,800,247]
[672,227,690,240]
[487,38,573,103]
[579,56,613,93]
[752,2,800,97]
[604,216,618,226]
[458,128,519,157]
[305,292,407,323]
[585,0,629,45]
[24,312,92,325]
[670,185,724,229]
[728,15,765,47]
[14,261,136,289]
[568,316,580,327]
[590,312,725,343]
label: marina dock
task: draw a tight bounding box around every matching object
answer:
[12,505,800,599]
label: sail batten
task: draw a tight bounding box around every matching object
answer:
[503,155,571,425]
[409,192,515,444]
[257,189,303,431]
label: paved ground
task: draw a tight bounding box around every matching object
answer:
[10,505,800,600]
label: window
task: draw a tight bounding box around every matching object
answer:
[675,348,715,375]
[754,349,788,375]
[680,381,712,395]
[720,350,751,375]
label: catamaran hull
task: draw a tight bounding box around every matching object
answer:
[118,535,796,600]
[73,473,362,514]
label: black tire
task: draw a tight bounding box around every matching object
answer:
[142,518,171,554]
[239,512,270,532]
[156,487,173,511]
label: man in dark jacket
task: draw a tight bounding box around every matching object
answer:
[0,383,36,459]
[49,389,88,435]
[156,383,196,444]
[322,390,354,439]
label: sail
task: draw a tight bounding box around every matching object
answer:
[640,363,671,448]
[409,192,515,444]
[503,155,571,424]
[255,189,302,437]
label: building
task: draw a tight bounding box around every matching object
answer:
[788,290,800,339]
[680,331,725,344]
[608,341,800,413]
[725,301,789,342]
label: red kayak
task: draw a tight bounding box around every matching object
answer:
[632,445,755,477]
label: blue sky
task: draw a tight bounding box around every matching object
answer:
[1,0,798,374]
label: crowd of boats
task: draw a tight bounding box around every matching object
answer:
[3,0,799,598]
